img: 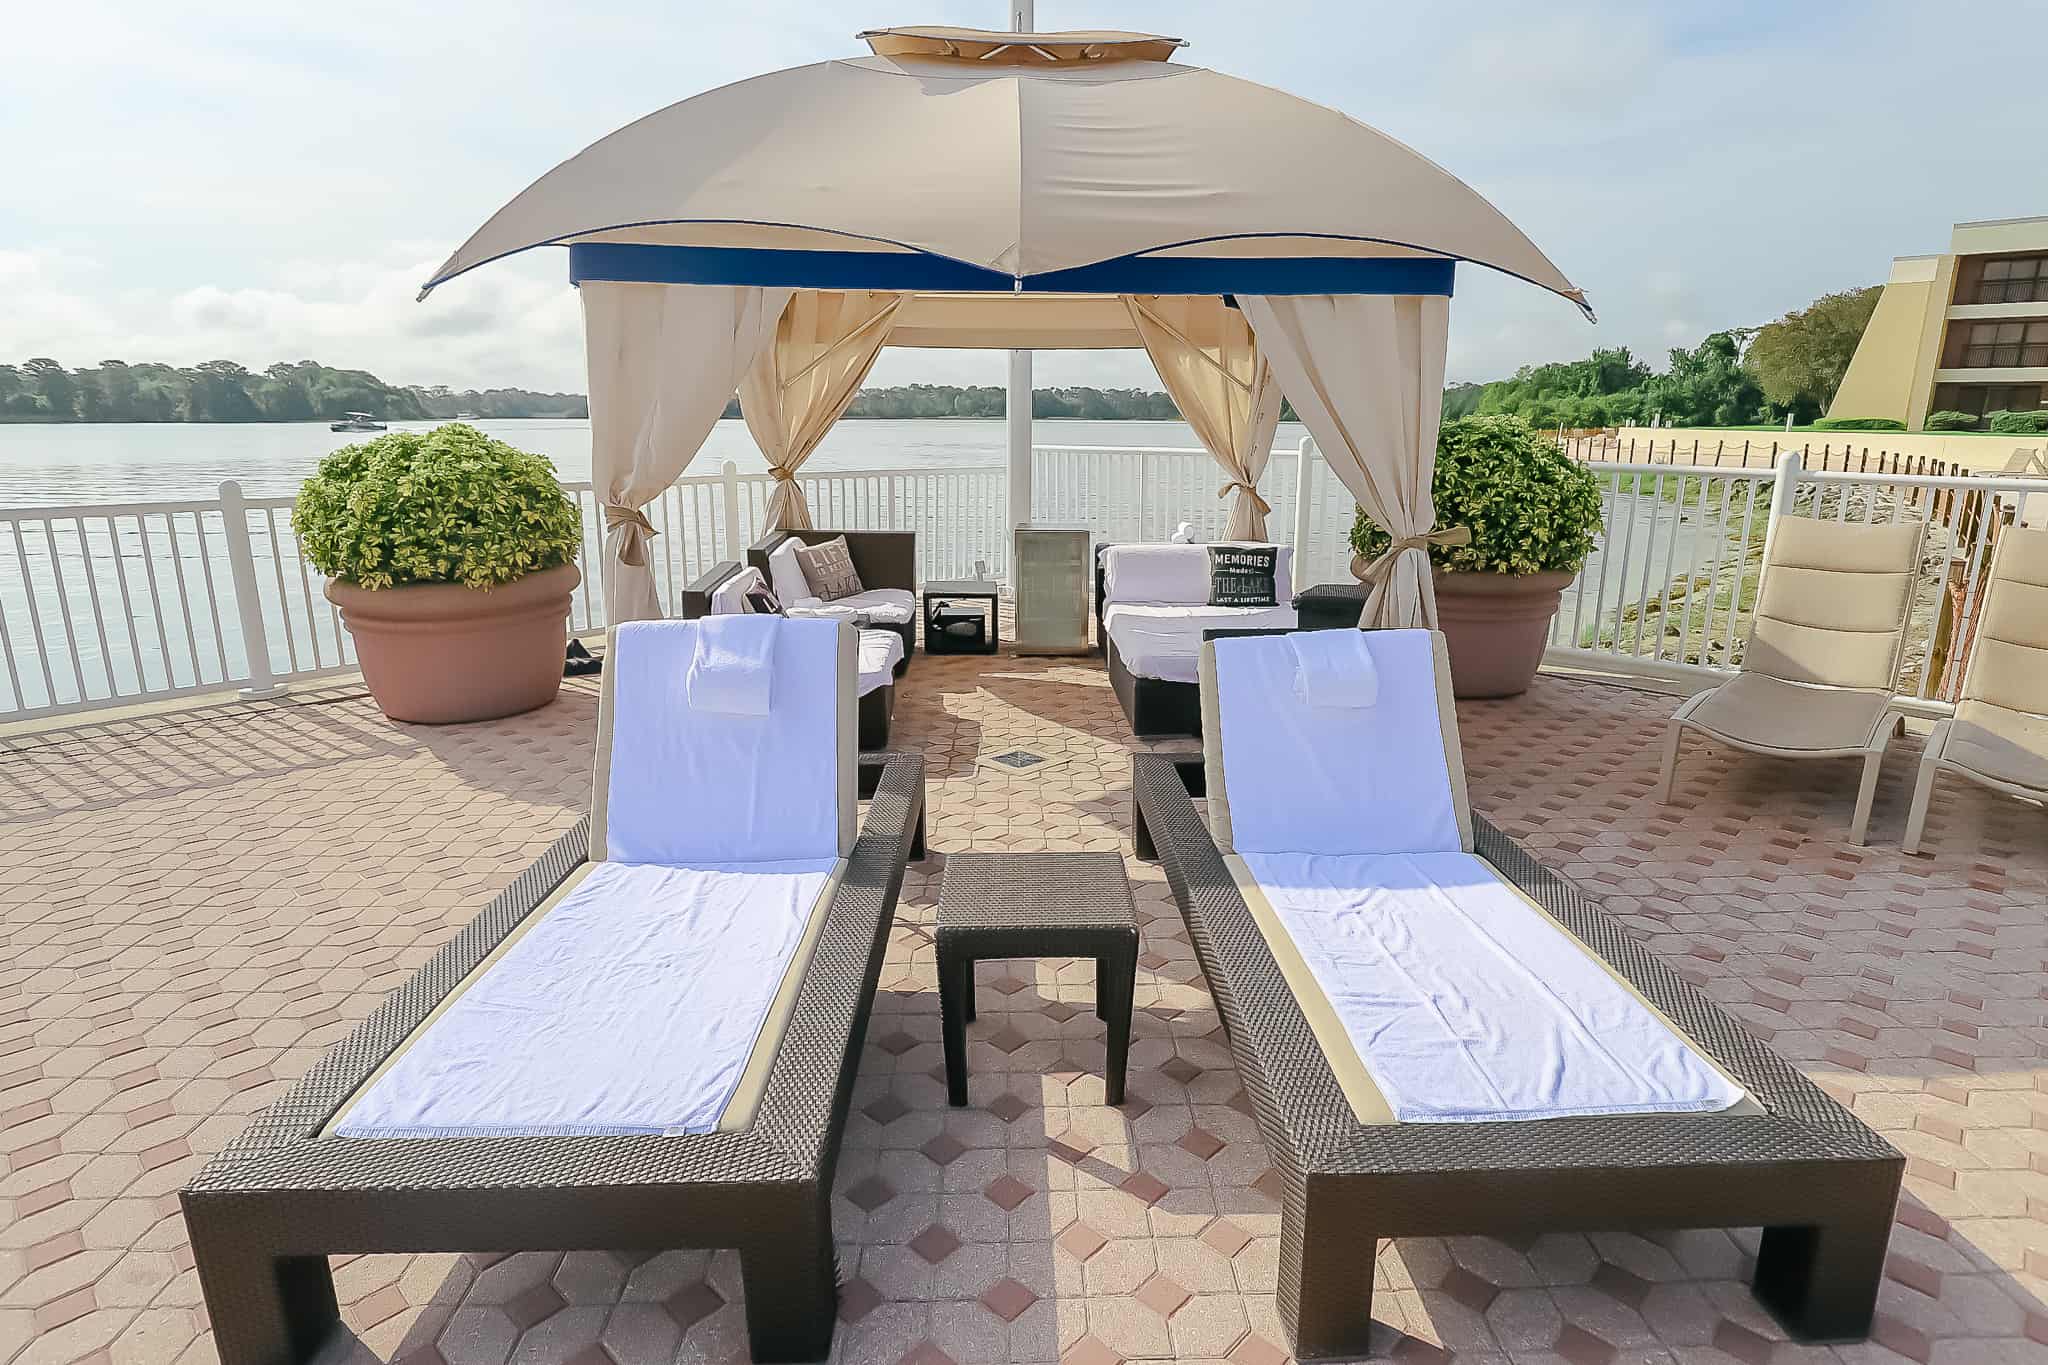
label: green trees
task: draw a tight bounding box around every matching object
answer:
[1745,286,1881,420]
[0,358,582,422]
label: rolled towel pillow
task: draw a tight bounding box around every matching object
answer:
[1285,628,1379,709]
[685,614,778,716]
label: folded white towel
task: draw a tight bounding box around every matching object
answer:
[1286,628,1379,709]
[685,614,777,716]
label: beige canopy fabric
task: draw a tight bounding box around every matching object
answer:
[422,35,1587,313]
[1127,296,1283,540]
[1241,294,1451,628]
[741,291,904,531]
[584,282,790,624]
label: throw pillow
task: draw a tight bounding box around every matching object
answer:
[743,585,784,615]
[1208,545,1279,607]
[794,536,864,602]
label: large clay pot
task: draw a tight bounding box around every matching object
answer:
[327,563,579,724]
[1433,568,1574,699]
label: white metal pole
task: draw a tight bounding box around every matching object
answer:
[219,480,285,700]
[1005,0,1035,534]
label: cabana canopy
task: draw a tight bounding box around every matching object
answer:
[424,25,1590,625]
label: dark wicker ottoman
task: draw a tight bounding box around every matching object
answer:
[936,852,1138,1106]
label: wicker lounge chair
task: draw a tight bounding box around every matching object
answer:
[1132,627,1901,1360]
[751,528,917,673]
[683,560,902,748]
[181,618,926,1365]
[1903,526,2048,853]
[1656,515,1926,843]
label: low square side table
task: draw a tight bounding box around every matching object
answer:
[935,852,1138,1106]
[923,579,1000,654]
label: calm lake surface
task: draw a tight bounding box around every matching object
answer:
[0,418,1311,507]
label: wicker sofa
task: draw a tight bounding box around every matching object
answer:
[1095,542,1296,736]
[181,620,926,1365]
[750,528,917,673]
[1131,628,1902,1360]
[682,559,901,749]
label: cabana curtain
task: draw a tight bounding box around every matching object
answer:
[1241,293,1452,629]
[584,282,791,624]
[1126,295,1284,541]
[741,290,904,531]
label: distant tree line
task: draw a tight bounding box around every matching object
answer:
[718,383,1191,420]
[0,358,588,423]
[1464,286,1882,430]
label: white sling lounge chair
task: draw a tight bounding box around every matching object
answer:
[1903,526,2048,853]
[1657,515,1926,844]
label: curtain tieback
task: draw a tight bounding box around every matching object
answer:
[1217,479,1272,516]
[769,467,798,483]
[603,503,657,567]
[1349,525,1471,584]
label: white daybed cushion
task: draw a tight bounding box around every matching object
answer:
[332,857,838,1138]
[1104,543,1293,605]
[1238,850,1745,1123]
[786,586,916,625]
[1104,602,1298,685]
[1210,627,1459,854]
[858,629,904,696]
[767,538,813,604]
[600,617,852,864]
[709,565,767,615]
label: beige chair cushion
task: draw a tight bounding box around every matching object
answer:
[1745,516,1922,691]
[1963,528,2048,715]
[1943,701,2048,795]
[1683,672,1893,754]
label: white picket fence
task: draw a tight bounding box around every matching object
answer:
[0,441,2036,721]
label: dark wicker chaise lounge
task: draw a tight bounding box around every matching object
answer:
[751,528,917,674]
[182,619,925,1365]
[1132,627,1902,1361]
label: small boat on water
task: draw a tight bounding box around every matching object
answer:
[330,412,387,433]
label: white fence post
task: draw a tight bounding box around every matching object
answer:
[218,480,284,701]
[720,461,744,562]
[1291,436,1316,569]
[1756,448,1803,602]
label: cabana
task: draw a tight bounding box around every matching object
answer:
[422,25,1591,629]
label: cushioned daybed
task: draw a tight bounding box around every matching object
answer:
[683,560,903,748]
[1132,627,1902,1360]
[1096,542,1297,735]
[182,617,925,1365]
[750,528,916,674]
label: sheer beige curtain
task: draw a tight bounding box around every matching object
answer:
[583,282,791,624]
[742,290,904,531]
[1126,296,1284,541]
[1240,294,1454,628]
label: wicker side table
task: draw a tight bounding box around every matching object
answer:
[936,852,1138,1106]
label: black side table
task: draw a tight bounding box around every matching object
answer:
[1293,581,1369,632]
[922,579,1000,654]
[936,852,1138,1106]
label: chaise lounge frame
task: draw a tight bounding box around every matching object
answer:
[1131,749,1902,1360]
[181,752,926,1365]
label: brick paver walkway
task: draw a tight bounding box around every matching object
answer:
[1,650,2044,1365]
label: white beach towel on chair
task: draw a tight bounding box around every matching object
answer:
[1286,629,1378,709]
[686,613,776,715]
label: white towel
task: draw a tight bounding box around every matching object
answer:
[686,614,777,716]
[1286,628,1379,709]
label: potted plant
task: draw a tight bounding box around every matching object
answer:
[1351,414,1602,698]
[294,423,585,724]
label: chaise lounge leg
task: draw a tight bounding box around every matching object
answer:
[1132,791,1157,862]
[910,807,927,861]
[185,1209,338,1365]
[1902,730,1946,856]
[1277,1191,1377,1361]
[1655,716,1685,805]
[740,1194,840,1363]
[1752,1212,1893,1342]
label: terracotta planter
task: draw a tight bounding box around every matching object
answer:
[1433,568,1574,699]
[327,563,579,724]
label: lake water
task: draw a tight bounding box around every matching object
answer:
[0,418,1312,507]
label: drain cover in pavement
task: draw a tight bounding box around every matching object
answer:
[989,749,1047,770]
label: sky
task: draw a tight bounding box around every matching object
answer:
[4,0,2044,396]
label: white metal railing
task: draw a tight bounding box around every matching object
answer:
[1544,450,2044,714]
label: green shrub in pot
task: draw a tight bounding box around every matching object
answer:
[293,423,582,590]
[1349,414,1603,576]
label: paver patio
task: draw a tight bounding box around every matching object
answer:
[2,641,2045,1365]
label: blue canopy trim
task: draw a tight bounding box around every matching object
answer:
[567,243,1455,297]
